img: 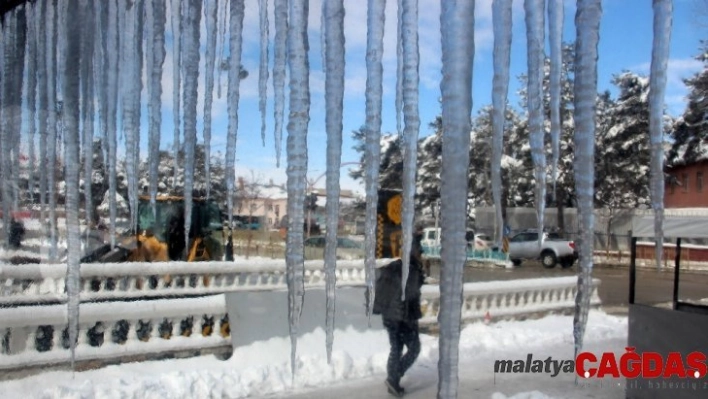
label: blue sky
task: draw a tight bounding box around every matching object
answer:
[144,0,706,196]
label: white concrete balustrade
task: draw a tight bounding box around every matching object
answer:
[0,295,230,370]
[0,259,394,305]
[0,274,601,371]
[419,276,601,325]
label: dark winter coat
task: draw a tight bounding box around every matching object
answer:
[372,257,425,322]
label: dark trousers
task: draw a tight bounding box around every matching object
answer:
[383,318,421,384]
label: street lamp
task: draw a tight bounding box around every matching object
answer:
[305,161,361,238]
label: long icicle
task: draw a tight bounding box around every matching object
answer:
[203,0,218,199]
[395,0,403,135]
[171,0,182,191]
[37,0,49,236]
[106,0,120,248]
[225,0,245,241]
[286,0,310,381]
[364,0,386,325]
[572,0,601,363]
[26,3,38,209]
[491,0,512,248]
[323,0,345,365]
[182,0,202,256]
[259,0,269,147]
[649,0,672,270]
[80,0,95,230]
[273,0,288,167]
[120,0,139,234]
[438,1,475,396]
[524,0,546,249]
[147,0,166,213]
[548,0,563,197]
[62,0,82,371]
[399,0,419,300]
[46,0,59,259]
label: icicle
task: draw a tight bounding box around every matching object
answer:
[26,4,38,209]
[395,0,403,135]
[80,0,95,230]
[107,0,120,248]
[37,0,49,233]
[120,0,141,234]
[437,2,475,396]
[259,0,269,147]
[61,0,82,370]
[572,0,601,362]
[524,0,546,248]
[548,0,563,197]
[147,0,166,213]
[649,0,672,270]
[363,0,386,325]
[182,0,202,256]
[491,0,512,248]
[217,0,229,98]
[95,1,109,194]
[225,0,245,238]
[322,0,345,365]
[10,7,27,212]
[46,0,59,259]
[399,0,419,301]
[1,7,26,243]
[204,0,218,199]
[171,0,183,191]
[272,0,287,168]
[286,0,310,380]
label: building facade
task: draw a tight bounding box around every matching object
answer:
[665,159,708,208]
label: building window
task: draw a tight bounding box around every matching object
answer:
[682,173,689,193]
[697,172,704,193]
[268,204,273,211]
[250,203,258,212]
[275,205,280,214]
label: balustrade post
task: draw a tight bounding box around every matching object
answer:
[52,325,64,351]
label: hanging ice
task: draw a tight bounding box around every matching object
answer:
[491,0,512,247]
[437,1,475,396]
[171,0,182,191]
[106,0,120,248]
[399,0,419,299]
[649,0,672,270]
[182,0,202,255]
[272,0,287,167]
[524,0,546,248]
[94,0,109,202]
[259,0,269,147]
[285,0,310,379]
[203,0,218,199]
[60,0,82,370]
[1,6,26,243]
[80,0,95,230]
[217,0,229,98]
[146,0,166,212]
[363,0,386,324]
[572,0,601,360]
[26,3,38,209]
[37,0,49,235]
[45,0,59,259]
[548,0,563,195]
[120,0,141,234]
[395,0,403,135]
[225,0,245,233]
[322,0,345,364]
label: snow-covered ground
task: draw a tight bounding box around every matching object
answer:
[1,310,629,399]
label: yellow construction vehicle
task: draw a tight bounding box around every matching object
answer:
[82,195,225,263]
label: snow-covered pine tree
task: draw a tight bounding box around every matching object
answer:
[668,41,708,165]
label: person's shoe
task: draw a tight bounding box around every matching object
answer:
[385,378,405,397]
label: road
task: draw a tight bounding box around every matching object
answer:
[426,260,708,313]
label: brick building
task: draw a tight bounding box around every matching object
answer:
[665,159,708,208]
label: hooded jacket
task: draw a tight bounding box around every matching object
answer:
[372,256,425,322]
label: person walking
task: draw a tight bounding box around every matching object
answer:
[373,232,426,397]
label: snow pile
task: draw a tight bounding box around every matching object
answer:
[0,310,627,398]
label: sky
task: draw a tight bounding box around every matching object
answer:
[0,307,629,398]
[138,0,707,196]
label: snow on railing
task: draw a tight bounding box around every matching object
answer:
[0,295,230,370]
[419,276,601,325]
[0,259,395,305]
[1,276,601,371]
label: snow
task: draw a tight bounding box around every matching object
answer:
[0,310,628,399]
